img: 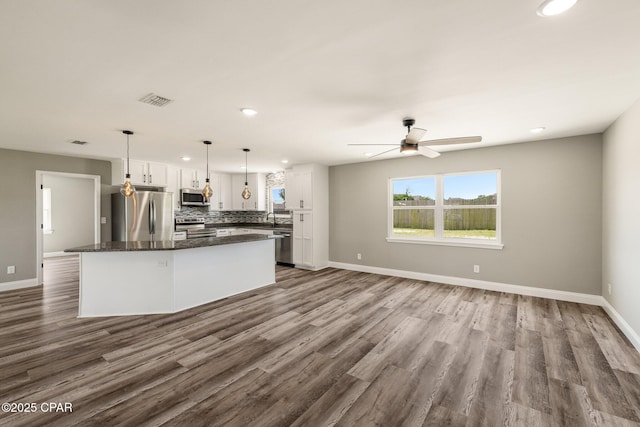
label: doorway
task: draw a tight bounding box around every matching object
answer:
[36,171,101,285]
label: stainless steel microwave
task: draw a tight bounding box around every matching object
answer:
[180,188,210,206]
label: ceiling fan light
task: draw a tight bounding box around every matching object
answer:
[400,141,418,154]
[537,0,578,17]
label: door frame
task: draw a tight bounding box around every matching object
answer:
[36,171,101,284]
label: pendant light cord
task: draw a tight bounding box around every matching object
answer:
[245,149,248,184]
[206,143,210,180]
[126,133,130,175]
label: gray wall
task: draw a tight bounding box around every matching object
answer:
[43,175,96,253]
[603,97,640,337]
[0,148,111,283]
[330,134,603,295]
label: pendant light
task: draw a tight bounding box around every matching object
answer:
[120,130,136,198]
[202,140,213,201]
[241,148,251,200]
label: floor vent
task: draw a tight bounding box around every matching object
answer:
[139,93,173,107]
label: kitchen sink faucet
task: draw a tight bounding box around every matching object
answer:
[266,212,277,227]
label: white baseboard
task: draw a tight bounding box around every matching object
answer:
[329,262,602,305]
[329,261,640,352]
[0,278,40,292]
[599,298,640,352]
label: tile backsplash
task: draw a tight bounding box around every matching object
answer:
[176,206,293,225]
[176,172,293,224]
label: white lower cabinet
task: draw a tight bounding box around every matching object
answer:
[292,211,313,267]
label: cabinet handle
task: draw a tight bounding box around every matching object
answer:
[149,174,152,184]
[300,200,303,209]
[300,213,304,222]
[143,174,147,183]
[219,202,223,209]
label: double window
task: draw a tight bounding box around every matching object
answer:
[388,170,502,248]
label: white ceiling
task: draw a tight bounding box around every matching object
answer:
[1,0,639,173]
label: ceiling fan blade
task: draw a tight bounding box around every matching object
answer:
[347,143,399,146]
[419,136,482,146]
[406,127,427,144]
[367,147,400,159]
[418,146,441,158]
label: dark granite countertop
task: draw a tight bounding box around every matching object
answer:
[204,223,293,232]
[65,234,274,253]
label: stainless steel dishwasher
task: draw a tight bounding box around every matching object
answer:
[273,231,293,265]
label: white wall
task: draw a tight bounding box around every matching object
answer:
[43,175,95,253]
[603,97,640,338]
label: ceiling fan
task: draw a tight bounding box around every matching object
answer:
[348,118,482,159]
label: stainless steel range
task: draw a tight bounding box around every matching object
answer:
[175,217,216,239]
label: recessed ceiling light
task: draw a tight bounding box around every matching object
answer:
[281,159,289,164]
[241,108,258,117]
[537,0,578,17]
[181,156,191,161]
[530,127,546,133]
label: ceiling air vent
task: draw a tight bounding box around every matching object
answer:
[138,93,173,107]
[71,140,88,145]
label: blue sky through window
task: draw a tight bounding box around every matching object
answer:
[444,173,496,200]
[393,172,497,200]
[272,188,284,203]
[393,178,435,199]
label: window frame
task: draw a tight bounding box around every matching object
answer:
[387,170,503,249]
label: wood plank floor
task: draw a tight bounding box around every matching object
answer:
[1,256,639,426]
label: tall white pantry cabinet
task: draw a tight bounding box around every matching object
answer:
[286,164,328,270]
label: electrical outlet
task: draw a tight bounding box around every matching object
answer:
[473,265,480,273]
[7,265,16,274]
[357,253,362,260]
[608,283,612,295]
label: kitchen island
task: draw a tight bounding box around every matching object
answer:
[65,234,276,317]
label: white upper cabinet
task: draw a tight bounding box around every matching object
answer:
[232,173,266,210]
[180,168,207,190]
[285,170,313,210]
[112,159,168,187]
[146,162,168,187]
[210,172,232,210]
[166,165,181,210]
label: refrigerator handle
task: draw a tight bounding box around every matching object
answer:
[149,199,156,235]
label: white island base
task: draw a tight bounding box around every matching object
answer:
[77,238,275,317]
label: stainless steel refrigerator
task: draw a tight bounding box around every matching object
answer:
[111,191,173,241]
